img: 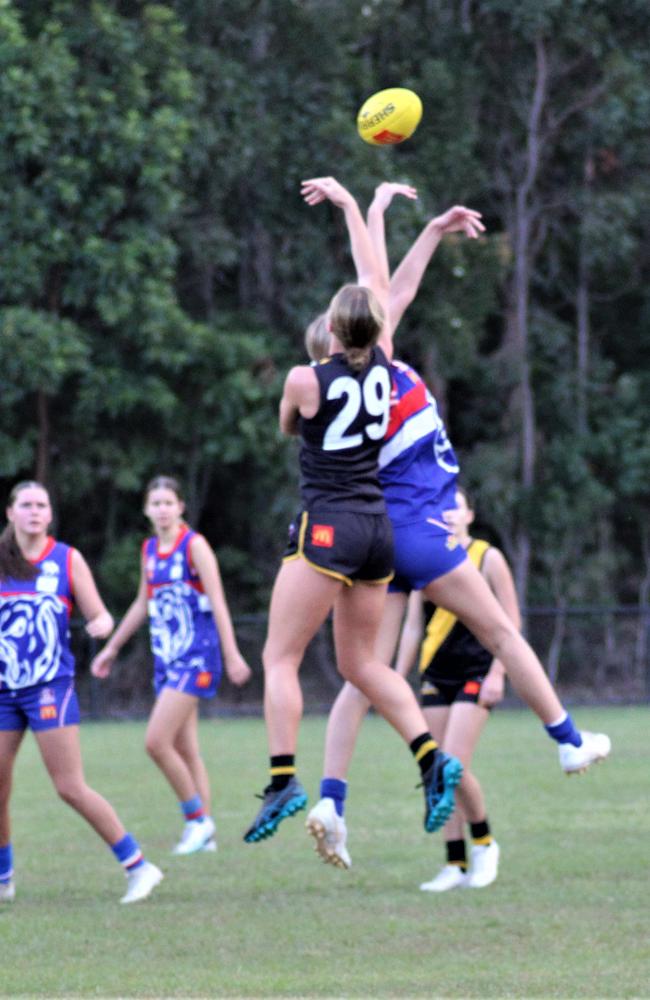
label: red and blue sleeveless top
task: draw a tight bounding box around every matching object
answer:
[143,526,220,671]
[379,360,460,525]
[0,538,76,690]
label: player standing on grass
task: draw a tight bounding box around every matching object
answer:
[91,476,251,856]
[303,182,611,872]
[243,176,465,846]
[394,486,514,891]
[0,481,162,904]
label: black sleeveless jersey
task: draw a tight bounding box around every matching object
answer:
[298,345,391,513]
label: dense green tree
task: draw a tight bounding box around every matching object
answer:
[1,0,648,667]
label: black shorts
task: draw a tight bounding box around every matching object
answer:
[283,510,394,586]
[421,671,489,708]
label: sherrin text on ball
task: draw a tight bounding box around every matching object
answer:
[357,87,422,146]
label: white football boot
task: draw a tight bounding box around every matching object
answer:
[558,731,611,774]
[0,879,15,903]
[466,841,500,888]
[120,861,163,904]
[306,797,351,869]
[172,816,216,855]
[420,864,468,892]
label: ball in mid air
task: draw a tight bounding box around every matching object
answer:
[356,87,422,146]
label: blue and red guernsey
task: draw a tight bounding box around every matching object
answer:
[143,526,220,671]
[0,539,76,690]
[379,360,460,525]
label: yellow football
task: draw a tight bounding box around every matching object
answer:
[356,87,423,146]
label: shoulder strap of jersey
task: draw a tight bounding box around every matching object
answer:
[468,538,490,569]
[419,602,458,673]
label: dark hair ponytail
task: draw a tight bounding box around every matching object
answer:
[0,481,46,581]
[328,284,384,373]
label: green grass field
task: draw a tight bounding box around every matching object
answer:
[1,707,648,999]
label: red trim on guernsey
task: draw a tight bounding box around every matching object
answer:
[66,546,75,599]
[186,532,198,574]
[28,537,56,565]
[147,578,204,596]
[385,381,428,440]
[156,524,189,559]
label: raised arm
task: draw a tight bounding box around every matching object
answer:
[301,175,393,356]
[389,205,485,331]
[366,181,418,288]
[301,176,389,305]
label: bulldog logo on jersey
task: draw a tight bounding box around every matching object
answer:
[149,583,196,666]
[0,594,66,688]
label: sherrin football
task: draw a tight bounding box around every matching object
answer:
[356,87,423,146]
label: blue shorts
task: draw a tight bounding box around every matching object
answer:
[153,665,221,700]
[389,519,467,593]
[0,676,80,732]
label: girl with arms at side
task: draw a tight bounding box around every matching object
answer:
[0,481,162,904]
[92,476,251,855]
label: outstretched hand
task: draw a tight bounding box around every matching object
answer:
[371,181,418,210]
[301,176,354,208]
[431,206,485,239]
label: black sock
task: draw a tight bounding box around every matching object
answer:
[269,755,295,791]
[409,732,438,777]
[446,838,468,872]
[470,818,492,846]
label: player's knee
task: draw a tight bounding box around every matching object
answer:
[145,732,166,761]
[262,649,300,678]
[54,776,85,808]
[336,655,366,685]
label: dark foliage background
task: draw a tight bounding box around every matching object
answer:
[2,1,649,700]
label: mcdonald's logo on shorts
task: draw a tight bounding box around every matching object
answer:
[311,524,334,548]
[463,680,481,696]
[196,671,212,688]
[40,705,58,720]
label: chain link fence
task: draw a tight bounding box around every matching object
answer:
[71,605,650,720]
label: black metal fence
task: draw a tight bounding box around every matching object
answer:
[71,604,650,720]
